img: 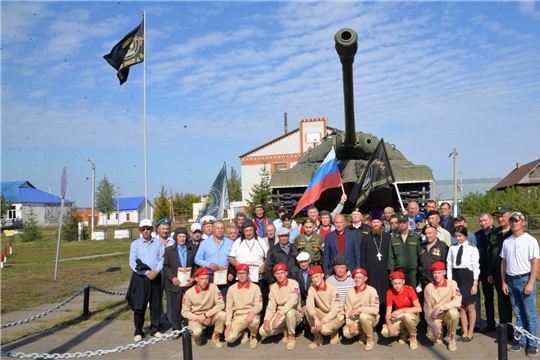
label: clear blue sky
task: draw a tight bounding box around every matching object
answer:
[2,1,540,208]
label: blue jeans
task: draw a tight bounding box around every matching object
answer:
[507,275,538,349]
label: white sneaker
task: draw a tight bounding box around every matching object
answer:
[134,335,143,343]
[153,332,163,338]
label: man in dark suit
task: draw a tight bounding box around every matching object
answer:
[162,227,198,336]
[322,214,361,274]
[439,202,455,234]
[290,251,313,334]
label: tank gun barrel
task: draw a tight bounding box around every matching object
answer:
[334,28,358,147]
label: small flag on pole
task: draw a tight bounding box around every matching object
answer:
[103,19,144,85]
[293,147,342,217]
[196,164,230,222]
[349,138,395,207]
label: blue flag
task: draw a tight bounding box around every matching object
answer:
[197,164,230,222]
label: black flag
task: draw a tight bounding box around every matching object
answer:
[103,19,144,85]
[349,138,395,207]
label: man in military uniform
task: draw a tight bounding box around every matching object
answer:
[181,267,227,348]
[423,261,461,352]
[293,218,325,266]
[305,266,345,349]
[200,215,217,240]
[388,213,421,288]
[486,205,513,339]
[417,224,449,291]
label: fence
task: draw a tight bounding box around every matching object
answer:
[0,284,193,360]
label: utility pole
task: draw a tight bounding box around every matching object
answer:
[117,186,121,227]
[448,149,458,217]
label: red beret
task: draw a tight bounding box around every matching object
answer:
[273,263,287,273]
[351,268,367,277]
[236,264,250,272]
[308,266,324,277]
[389,271,405,280]
[194,268,209,277]
[430,261,446,272]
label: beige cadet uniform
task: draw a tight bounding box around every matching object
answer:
[181,283,226,340]
[306,281,345,335]
[259,278,302,337]
[343,284,380,338]
[423,278,462,341]
[225,281,263,343]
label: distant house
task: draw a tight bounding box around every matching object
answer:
[1,181,72,227]
[98,196,154,226]
[493,159,540,192]
[74,209,100,227]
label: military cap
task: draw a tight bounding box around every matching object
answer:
[276,205,288,214]
[199,215,217,225]
[156,218,171,227]
[273,263,287,273]
[396,213,408,222]
[422,223,436,235]
[453,215,466,223]
[351,268,367,277]
[430,262,446,272]
[308,266,324,277]
[510,212,525,221]
[296,252,311,261]
[426,210,440,218]
[194,268,210,277]
[495,205,512,214]
[236,264,250,272]
[351,207,362,215]
[369,209,384,222]
[414,213,426,222]
[276,227,290,236]
[303,218,316,225]
[389,271,405,280]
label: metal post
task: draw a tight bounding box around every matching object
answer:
[497,323,508,360]
[83,286,90,317]
[182,328,193,360]
[85,157,96,236]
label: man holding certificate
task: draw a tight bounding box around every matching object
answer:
[195,221,234,301]
[225,264,263,348]
[163,227,197,337]
[181,267,227,348]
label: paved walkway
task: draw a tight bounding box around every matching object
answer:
[0,284,532,359]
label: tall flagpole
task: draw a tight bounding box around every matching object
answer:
[143,10,148,219]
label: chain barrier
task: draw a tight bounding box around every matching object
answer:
[509,323,540,345]
[0,327,192,359]
[0,285,126,329]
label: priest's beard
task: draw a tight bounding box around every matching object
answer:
[371,226,383,236]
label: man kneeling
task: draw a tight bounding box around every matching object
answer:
[225,264,262,348]
[343,268,380,351]
[423,261,461,351]
[306,266,345,349]
[381,271,422,350]
[181,268,226,348]
[259,264,302,350]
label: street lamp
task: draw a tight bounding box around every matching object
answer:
[85,157,96,236]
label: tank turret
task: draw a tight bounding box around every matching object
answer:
[269,28,434,213]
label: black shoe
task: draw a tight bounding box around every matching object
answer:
[526,347,538,357]
[481,326,496,334]
[474,327,480,333]
[508,344,526,352]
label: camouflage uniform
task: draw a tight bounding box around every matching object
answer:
[294,232,325,266]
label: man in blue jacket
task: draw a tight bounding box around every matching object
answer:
[322,214,360,274]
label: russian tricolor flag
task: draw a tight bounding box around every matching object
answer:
[293,147,342,217]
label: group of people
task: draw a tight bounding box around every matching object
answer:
[127,199,539,356]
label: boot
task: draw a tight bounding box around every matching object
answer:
[409,333,418,350]
[211,331,223,348]
[364,335,374,351]
[448,332,457,352]
[286,333,296,350]
[330,331,340,345]
[241,331,249,344]
[282,331,288,343]
[308,334,322,349]
[249,334,258,349]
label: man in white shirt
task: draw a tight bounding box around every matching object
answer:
[501,212,539,357]
[426,210,451,246]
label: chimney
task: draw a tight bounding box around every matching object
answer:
[516,162,521,169]
[284,112,288,135]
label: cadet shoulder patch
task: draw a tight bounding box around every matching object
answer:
[293,286,299,294]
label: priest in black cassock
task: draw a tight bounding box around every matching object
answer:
[361,209,391,330]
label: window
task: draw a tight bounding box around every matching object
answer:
[115,213,118,220]
[8,206,16,219]
[107,214,110,220]
[126,213,130,221]
[274,163,287,172]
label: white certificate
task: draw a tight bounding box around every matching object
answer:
[248,263,260,283]
[177,267,192,285]
[213,267,228,285]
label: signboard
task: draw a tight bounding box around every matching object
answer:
[60,166,68,198]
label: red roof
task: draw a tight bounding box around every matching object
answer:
[493,158,540,190]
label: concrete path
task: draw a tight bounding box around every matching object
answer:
[0,284,531,359]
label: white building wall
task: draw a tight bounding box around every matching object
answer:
[241,164,265,204]
[301,120,325,152]
[251,133,300,156]
[21,203,71,226]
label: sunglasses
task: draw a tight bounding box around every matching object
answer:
[140,227,153,231]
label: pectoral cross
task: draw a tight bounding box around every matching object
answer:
[377,252,382,261]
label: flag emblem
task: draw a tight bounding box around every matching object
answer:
[456,288,462,296]
[293,286,299,294]
[374,295,380,305]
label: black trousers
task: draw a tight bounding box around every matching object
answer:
[134,274,162,336]
[479,272,496,328]
[169,288,188,331]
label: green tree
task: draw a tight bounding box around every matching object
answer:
[21,207,42,242]
[248,164,275,218]
[154,186,171,222]
[1,193,12,219]
[228,166,242,202]
[96,175,115,229]
[172,192,199,221]
[62,205,87,242]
